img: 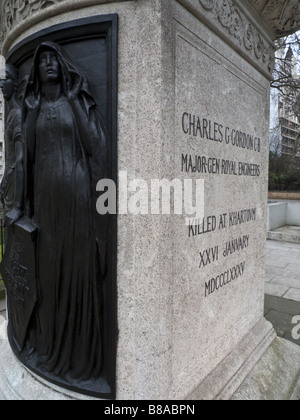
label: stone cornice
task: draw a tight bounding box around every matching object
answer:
[0,0,66,51]
[0,0,128,56]
[177,0,276,78]
[250,0,300,39]
[0,0,299,71]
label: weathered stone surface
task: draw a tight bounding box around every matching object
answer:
[0,0,299,400]
[2,0,299,48]
[232,337,300,400]
[249,0,300,38]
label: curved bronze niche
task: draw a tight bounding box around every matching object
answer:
[0,15,118,399]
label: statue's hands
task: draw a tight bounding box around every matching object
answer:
[66,76,82,102]
[6,207,23,226]
[25,92,40,111]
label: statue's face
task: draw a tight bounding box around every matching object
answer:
[38,49,61,84]
[0,72,15,101]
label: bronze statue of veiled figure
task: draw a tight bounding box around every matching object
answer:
[0,64,24,222]
[5,41,108,388]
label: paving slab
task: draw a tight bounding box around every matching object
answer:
[270,276,300,290]
[265,239,300,346]
[265,283,288,298]
[265,310,293,338]
[284,288,300,302]
[265,295,300,317]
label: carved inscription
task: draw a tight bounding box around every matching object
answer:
[182,113,261,152]
[5,242,29,304]
[205,261,246,297]
[180,110,261,297]
[0,15,118,398]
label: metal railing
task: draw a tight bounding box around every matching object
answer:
[0,217,5,299]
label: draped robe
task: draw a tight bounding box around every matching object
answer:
[17,42,108,386]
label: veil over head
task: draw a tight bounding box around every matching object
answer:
[24,41,96,114]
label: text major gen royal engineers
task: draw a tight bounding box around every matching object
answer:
[180,113,261,298]
[181,113,262,176]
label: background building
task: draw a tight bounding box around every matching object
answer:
[270,46,300,159]
[280,113,300,158]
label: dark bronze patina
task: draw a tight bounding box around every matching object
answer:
[0,16,118,399]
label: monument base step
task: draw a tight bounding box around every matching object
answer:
[179,318,300,400]
[267,226,300,244]
[0,338,98,400]
[1,319,300,400]
[231,337,300,400]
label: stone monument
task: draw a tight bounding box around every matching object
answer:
[0,0,300,400]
